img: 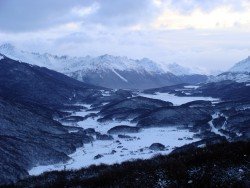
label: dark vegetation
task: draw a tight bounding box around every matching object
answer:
[193,80,250,101]
[7,141,249,188]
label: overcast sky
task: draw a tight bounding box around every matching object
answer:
[0,0,250,73]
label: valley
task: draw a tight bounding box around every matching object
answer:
[0,53,249,186]
[1,1,250,186]
[29,92,211,176]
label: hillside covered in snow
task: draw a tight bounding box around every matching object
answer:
[0,43,208,89]
[210,56,250,83]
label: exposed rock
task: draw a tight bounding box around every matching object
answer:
[84,128,96,135]
[61,116,85,123]
[149,143,165,151]
[94,154,103,160]
[108,125,141,134]
[96,133,114,140]
[118,135,132,139]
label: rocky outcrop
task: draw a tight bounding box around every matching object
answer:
[149,143,165,151]
[107,125,141,134]
[96,133,114,140]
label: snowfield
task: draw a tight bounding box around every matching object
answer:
[29,127,198,176]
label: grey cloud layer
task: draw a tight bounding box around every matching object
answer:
[0,0,157,32]
[0,0,246,32]
[0,0,92,31]
[0,0,249,73]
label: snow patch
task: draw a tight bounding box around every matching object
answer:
[140,92,218,106]
[208,114,229,139]
[184,85,199,89]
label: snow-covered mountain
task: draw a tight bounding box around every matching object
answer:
[0,43,207,89]
[165,63,193,75]
[210,56,250,83]
[229,56,250,72]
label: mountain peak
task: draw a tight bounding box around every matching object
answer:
[229,56,250,73]
[0,43,15,52]
[166,62,192,76]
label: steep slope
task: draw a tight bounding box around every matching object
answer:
[0,55,110,184]
[0,44,208,89]
[229,56,250,72]
[66,55,182,89]
[0,54,104,108]
[0,98,92,184]
[11,141,250,188]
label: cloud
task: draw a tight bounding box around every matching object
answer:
[152,0,250,30]
[0,0,249,73]
[0,0,93,32]
[0,0,158,32]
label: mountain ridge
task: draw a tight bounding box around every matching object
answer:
[0,43,208,89]
[210,56,250,83]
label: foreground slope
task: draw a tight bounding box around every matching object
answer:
[10,141,250,188]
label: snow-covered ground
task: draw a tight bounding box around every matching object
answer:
[208,114,228,138]
[183,85,200,89]
[29,92,215,176]
[140,92,218,106]
[29,127,198,176]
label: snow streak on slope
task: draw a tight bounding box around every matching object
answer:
[112,69,128,82]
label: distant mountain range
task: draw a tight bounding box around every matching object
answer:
[211,56,250,83]
[0,43,208,89]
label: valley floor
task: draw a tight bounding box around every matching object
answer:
[29,92,218,176]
